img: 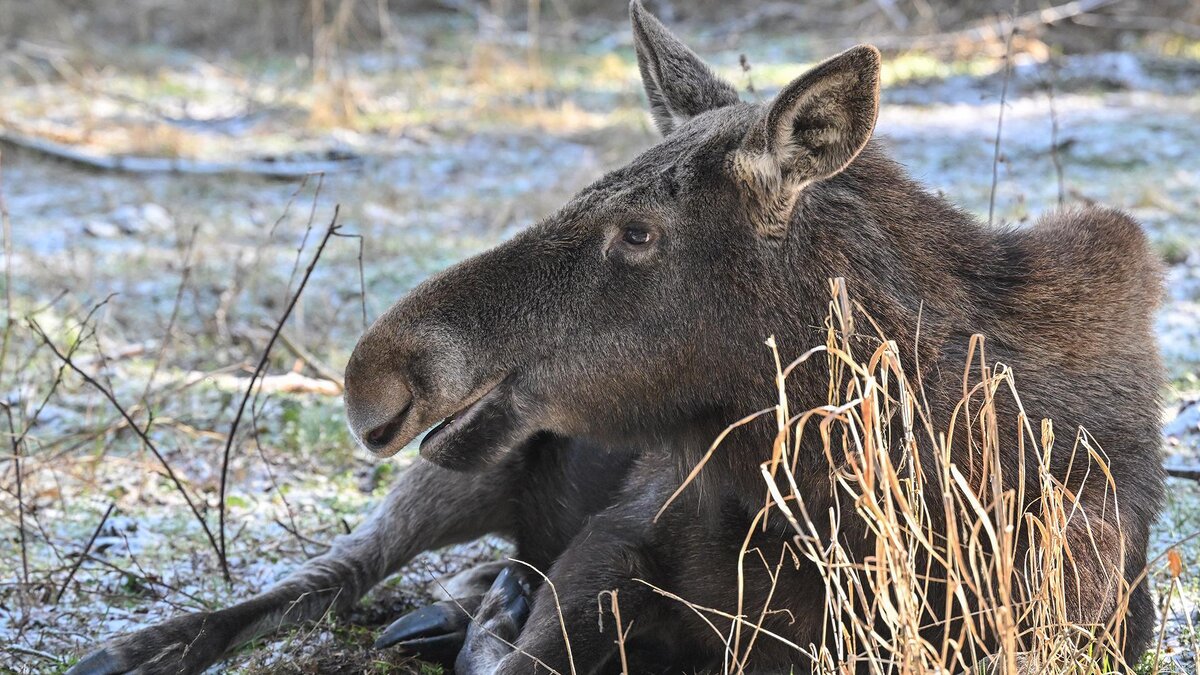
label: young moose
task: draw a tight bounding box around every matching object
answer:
[71,3,1164,673]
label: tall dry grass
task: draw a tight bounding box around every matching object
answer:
[707,278,1152,674]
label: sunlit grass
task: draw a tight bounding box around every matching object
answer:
[654,279,1191,673]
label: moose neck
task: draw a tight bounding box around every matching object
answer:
[668,143,986,522]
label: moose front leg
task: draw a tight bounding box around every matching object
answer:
[456,520,662,675]
[67,457,518,675]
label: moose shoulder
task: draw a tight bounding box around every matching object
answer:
[68,2,1164,674]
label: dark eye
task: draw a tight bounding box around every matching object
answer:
[622,223,653,246]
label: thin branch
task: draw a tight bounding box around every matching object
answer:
[332,228,368,329]
[3,404,29,590]
[251,395,314,557]
[1165,464,1200,482]
[1043,63,1066,207]
[0,149,13,387]
[55,502,115,603]
[28,318,227,579]
[275,329,344,389]
[285,173,324,301]
[217,205,342,579]
[140,223,199,406]
[988,0,1020,227]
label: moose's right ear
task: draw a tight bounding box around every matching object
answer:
[630,0,740,136]
[732,45,882,237]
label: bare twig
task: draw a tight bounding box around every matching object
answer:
[81,552,210,609]
[13,296,113,452]
[268,175,313,239]
[28,318,228,578]
[739,54,759,102]
[0,149,13,386]
[285,173,325,301]
[272,518,331,554]
[1164,464,1200,482]
[250,396,314,556]
[597,590,631,675]
[1044,64,1066,207]
[275,329,345,389]
[217,205,343,580]
[332,228,368,329]
[3,404,29,590]
[55,502,116,603]
[140,223,199,406]
[6,645,62,664]
[988,1,1019,227]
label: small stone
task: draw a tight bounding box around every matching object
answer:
[83,220,121,238]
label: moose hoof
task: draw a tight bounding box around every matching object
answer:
[455,566,532,674]
[376,596,482,665]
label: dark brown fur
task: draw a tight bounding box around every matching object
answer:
[69,3,1163,674]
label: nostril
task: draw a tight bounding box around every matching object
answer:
[363,402,411,451]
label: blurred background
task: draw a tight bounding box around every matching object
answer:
[2,0,1200,672]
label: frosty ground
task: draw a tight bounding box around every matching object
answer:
[2,22,1200,674]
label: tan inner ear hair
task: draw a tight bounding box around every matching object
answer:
[730,65,872,239]
[728,148,813,239]
[766,70,856,167]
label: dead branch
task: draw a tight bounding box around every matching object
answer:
[250,397,313,557]
[55,502,115,604]
[275,330,345,390]
[0,149,13,386]
[187,369,342,396]
[217,205,343,579]
[6,645,62,664]
[987,0,1019,227]
[28,318,229,580]
[1165,464,1200,482]
[3,405,29,592]
[140,224,200,406]
[1043,64,1066,207]
[0,129,363,179]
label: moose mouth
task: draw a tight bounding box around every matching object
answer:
[417,378,521,471]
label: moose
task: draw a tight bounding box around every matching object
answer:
[70,2,1164,673]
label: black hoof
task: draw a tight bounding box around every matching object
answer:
[485,567,531,629]
[376,596,483,664]
[66,649,125,675]
[455,567,533,673]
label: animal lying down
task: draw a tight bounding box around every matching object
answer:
[69,2,1165,673]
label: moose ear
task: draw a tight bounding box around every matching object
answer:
[733,45,882,236]
[630,0,740,136]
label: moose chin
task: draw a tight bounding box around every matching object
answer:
[69,2,1164,674]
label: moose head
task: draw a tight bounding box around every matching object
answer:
[344,1,882,471]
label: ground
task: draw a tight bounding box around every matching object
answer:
[2,14,1200,674]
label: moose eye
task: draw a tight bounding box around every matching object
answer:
[622,223,653,246]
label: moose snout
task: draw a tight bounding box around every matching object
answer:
[343,349,414,457]
[343,308,481,458]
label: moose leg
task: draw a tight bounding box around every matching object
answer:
[456,517,663,675]
[68,457,519,675]
[372,561,510,664]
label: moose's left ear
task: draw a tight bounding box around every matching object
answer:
[733,45,882,235]
[630,0,740,136]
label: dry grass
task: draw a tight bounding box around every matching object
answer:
[659,278,1172,674]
